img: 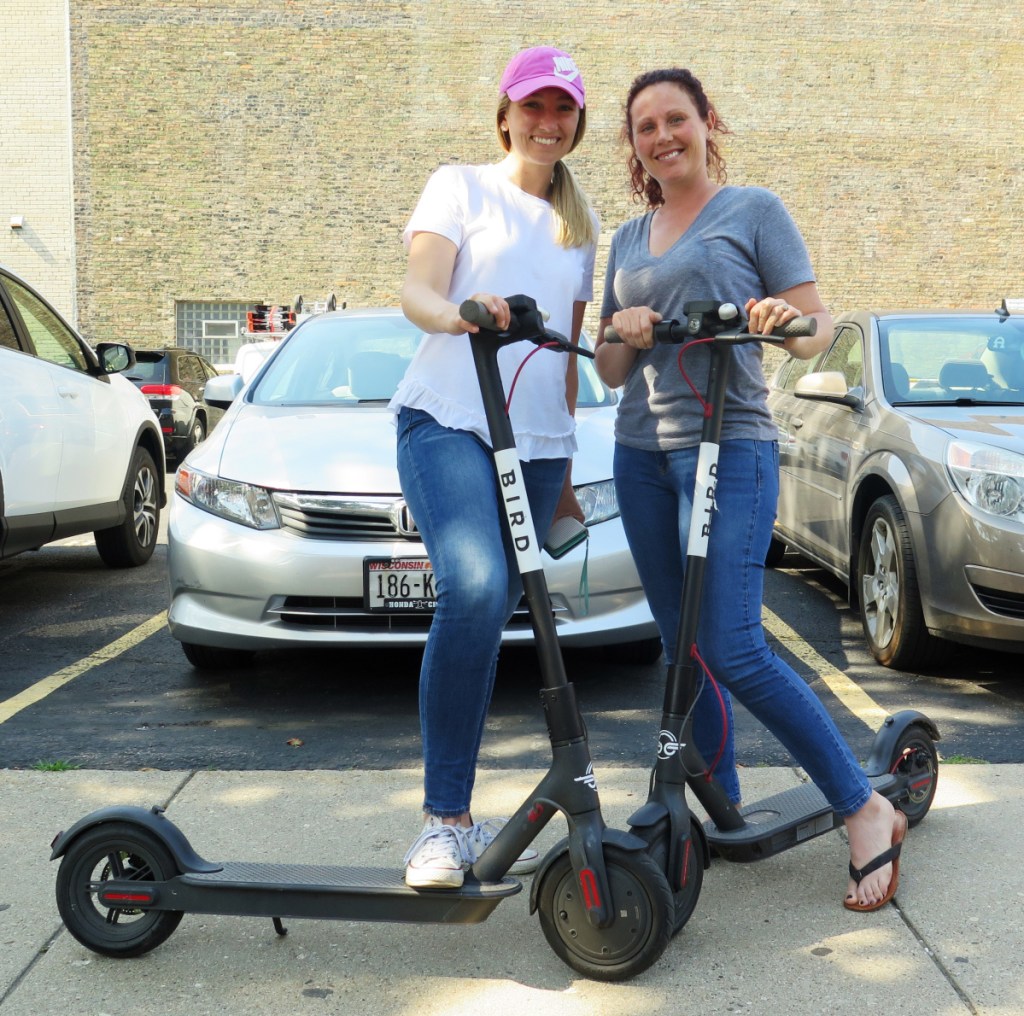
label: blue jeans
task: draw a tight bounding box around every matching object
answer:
[397,407,568,817]
[614,439,872,817]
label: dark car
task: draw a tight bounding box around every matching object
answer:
[128,348,224,463]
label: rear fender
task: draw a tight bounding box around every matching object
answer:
[49,804,220,873]
[862,710,940,777]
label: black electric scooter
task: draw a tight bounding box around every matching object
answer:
[605,301,940,932]
[50,295,674,982]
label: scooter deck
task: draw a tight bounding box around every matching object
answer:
[704,773,898,862]
[145,861,521,925]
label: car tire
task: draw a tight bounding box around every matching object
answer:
[183,417,205,457]
[181,642,256,671]
[94,447,160,568]
[856,494,942,670]
[764,535,787,568]
[605,636,663,666]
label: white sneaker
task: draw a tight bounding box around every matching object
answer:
[463,817,540,876]
[403,816,466,889]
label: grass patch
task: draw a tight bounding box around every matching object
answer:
[31,759,82,772]
[939,754,988,765]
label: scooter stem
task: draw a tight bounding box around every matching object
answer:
[467,332,572,692]
[467,327,616,928]
[663,340,746,830]
[668,341,730,714]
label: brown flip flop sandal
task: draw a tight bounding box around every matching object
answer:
[844,809,908,912]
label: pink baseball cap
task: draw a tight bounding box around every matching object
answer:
[499,46,585,108]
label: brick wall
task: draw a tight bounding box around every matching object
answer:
[14,0,1024,346]
[0,0,76,321]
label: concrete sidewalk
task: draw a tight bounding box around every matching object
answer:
[1,764,1018,1016]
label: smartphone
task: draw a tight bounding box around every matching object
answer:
[543,516,588,559]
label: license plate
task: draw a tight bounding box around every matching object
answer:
[363,557,436,612]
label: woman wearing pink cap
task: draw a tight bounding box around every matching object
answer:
[391,46,598,889]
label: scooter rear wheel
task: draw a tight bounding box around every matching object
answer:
[56,822,183,957]
[535,844,673,981]
[888,722,939,827]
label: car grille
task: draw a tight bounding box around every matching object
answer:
[972,584,1024,620]
[273,493,416,541]
[266,595,564,631]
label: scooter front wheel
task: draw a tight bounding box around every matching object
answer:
[634,816,704,935]
[535,844,673,981]
[56,822,183,957]
[888,722,939,827]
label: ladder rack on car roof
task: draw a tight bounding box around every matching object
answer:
[241,294,339,342]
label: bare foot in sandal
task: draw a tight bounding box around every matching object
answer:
[843,792,906,911]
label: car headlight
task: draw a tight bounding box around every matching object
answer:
[575,479,619,526]
[175,464,281,530]
[947,440,1024,522]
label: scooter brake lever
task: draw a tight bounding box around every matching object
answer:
[546,332,595,358]
[459,298,593,356]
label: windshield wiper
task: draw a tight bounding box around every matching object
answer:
[914,397,1024,407]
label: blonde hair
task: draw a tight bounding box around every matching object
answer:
[496,95,596,250]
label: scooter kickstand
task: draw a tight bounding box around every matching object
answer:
[272,917,288,937]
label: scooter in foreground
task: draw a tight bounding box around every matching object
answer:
[604,300,939,932]
[50,295,675,982]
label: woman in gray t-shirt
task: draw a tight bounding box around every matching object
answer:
[595,68,907,913]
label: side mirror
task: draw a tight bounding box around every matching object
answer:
[96,342,137,374]
[794,370,863,408]
[204,372,244,408]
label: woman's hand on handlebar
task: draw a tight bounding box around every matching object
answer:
[745,284,834,358]
[456,293,510,334]
[609,306,663,349]
[744,296,803,336]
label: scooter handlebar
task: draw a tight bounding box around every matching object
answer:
[459,299,554,330]
[762,315,818,341]
[458,297,595,358]
[459,299,499,330]
[603,314,817,346]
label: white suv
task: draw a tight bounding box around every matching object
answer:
[0,265,166,567]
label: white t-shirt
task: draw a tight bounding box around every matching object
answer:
[390,163,597,460]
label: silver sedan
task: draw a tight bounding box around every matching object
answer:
[167,308,659,669]
[766,301,1024,670]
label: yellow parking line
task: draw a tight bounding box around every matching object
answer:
[762,606,890,730]
[0,611,168,724]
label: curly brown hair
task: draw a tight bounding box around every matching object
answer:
[622,68,731,208]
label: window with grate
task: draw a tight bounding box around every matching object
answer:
[175,301,251,365]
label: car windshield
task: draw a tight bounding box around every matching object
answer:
[248,312,615,408]
[879,315,1024,405]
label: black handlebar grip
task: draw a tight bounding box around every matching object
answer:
[602,326,623,344]
[777,315,817,339]
[459,299,498,330]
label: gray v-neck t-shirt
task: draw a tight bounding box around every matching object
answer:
[601,185,815,450]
